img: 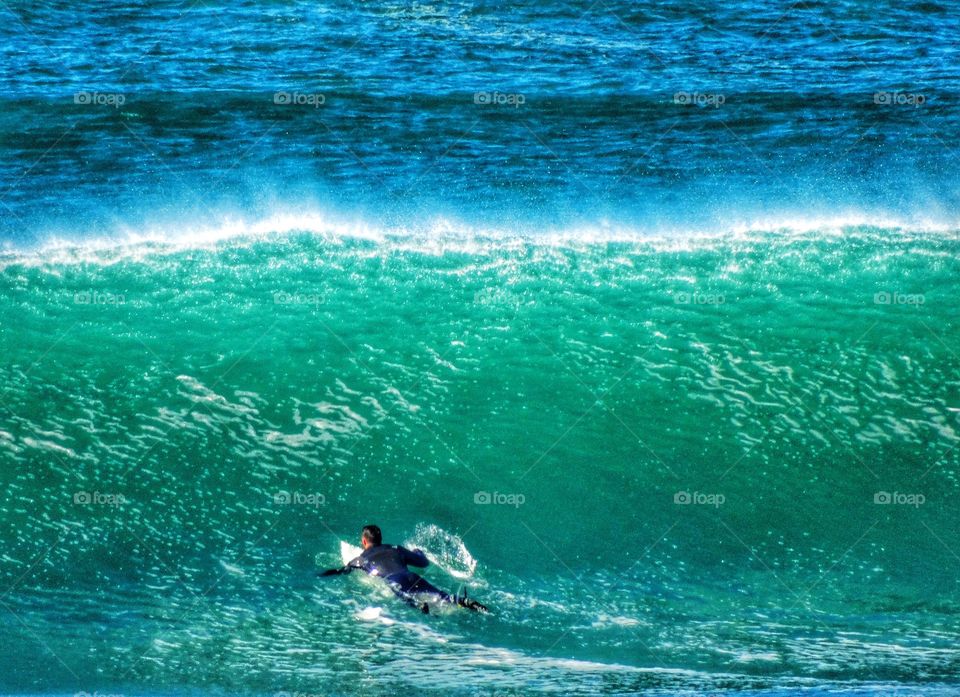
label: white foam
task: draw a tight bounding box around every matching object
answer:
[4,207,957,267]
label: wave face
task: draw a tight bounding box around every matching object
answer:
[1,225,958,694]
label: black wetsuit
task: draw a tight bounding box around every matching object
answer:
[346,544,452,603]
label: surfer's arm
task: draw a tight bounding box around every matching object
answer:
[399,546,429,568]
[319,567,350,577]
[319,556,364,577]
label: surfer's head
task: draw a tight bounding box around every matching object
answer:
[361,524,382,548]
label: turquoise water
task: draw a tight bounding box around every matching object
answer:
[1,224,958,694]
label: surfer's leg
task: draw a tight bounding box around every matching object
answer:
[405,575,453,603]
[386,582,430,613]
[387,572,487,612]
[459,598,488,612]
[385,572,437,612]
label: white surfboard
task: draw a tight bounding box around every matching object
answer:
[340,540,362,566]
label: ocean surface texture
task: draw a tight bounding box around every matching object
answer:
[1,1,958,696]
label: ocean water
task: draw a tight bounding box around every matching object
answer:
[1,1,959,696]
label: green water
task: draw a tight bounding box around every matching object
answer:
[1,226,958,694]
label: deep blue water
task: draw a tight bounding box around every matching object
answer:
[2,2,960,696]
[1,0,959,243]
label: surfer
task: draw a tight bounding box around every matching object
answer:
[320,524,488,614]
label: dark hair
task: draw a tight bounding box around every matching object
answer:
[362,524,382,545]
